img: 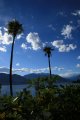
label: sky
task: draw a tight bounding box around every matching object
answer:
[0,0,80,77]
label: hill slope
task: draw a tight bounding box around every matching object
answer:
[0,73,27,85]
[0,73,78,85]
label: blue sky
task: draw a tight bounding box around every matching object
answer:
[0,0,80,77]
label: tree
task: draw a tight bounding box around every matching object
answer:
[43,46,54,87]
[7,20,23,96]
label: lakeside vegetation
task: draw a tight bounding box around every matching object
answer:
[0,80,80,120]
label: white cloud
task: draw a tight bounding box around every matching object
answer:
[0,67,49,74]
[61,25,74,39]
[3,27,8,32]
[52,40,77,52]
[16,63,20,66]
[26,32,42,50]
[0,29,13,45]
[77,56,80,60]
[0,46,7,52]
[0,27,23,53]
[72,10,80,16]
[51,40,63,48]
[76,64,80,68]
[14,67,49,73]
[17,33,23,39]
[15,65,61,74]
[59,44,77,52]
[21,43,31,50]
[2,32,13,45]
[0,27,23,46]
[69,44,77,50]
[0,66,64,74]
[59,71,80,78]
[21,43,27,50]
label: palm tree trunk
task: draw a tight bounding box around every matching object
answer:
[9,36,15,96]
[48,55,51,78]
[48,55,52,87]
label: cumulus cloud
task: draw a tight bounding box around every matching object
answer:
[26,32,42,50]
[61,25,74,39]
[76,64,80,68]
[59,44,77,52]
[0,27,23,52]
[1,33,13,45]
[0,66,64,74]
[0,46,7,52]
[0,27,23,46]
[21,43,31,50]
[0,29,13,45]
[17,33,23,39]
[51,40,63,48]
[72,10,80,16]
[77,56,80,60]
[52,40,77,52]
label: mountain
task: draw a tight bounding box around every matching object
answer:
[73,75,80,83]
[0,73,79,85]
[0,73,27,85]
[63,74,80,80]
[24,73,71,84]
[24,73,49,79]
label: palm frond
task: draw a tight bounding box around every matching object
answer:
[7,19,23,37]
[43,46,54,57]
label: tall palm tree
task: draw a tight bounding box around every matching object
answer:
[43,46,54,86]
[7,20,23,96]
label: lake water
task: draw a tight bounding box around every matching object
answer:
[1,83,79,96]
[1,85,35,96]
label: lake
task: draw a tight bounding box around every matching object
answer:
[1,85,35,96]
[0,83,78,96]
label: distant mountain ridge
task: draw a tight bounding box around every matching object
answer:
[0,73,27,85]
[63,74,80,80]
[0,73,80,85]
[24,73,70,83]
[24,73,49,79]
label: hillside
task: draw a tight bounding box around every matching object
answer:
[0,73,79,85]
[0,73,27,85]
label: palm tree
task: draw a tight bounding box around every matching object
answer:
[43,46,54,86]
[7,20,23,96]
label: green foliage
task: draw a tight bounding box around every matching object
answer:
[0,84,80,119]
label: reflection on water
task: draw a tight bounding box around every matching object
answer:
[1,85,35,96]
